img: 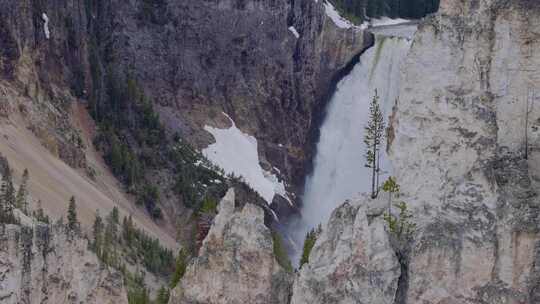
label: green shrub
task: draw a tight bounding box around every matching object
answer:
[198,196,218,215]
[91,210,174,277]
[272,231,293,273]
[383,201,416,240]
[169,249,189,289]
[299,226,321,269]
[125,270,150,304]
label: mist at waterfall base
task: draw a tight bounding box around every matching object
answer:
[286,35,412,265]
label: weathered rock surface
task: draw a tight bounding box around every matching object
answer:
[0,0,372,211]
[387,0,540,303]
[97,0,372,205]
[0,2,375,257]
[0,0,89,168]
[0,221,128,304]
[169,188,293,304]
[291,195,400,304]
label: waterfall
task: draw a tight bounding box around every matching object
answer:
[289,31,414,264]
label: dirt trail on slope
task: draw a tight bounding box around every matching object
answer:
[0,109,178,250]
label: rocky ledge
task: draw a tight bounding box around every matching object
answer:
[169,188,293,304]
[291,195,400,304]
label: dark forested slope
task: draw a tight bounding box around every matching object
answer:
[331,0,439,23]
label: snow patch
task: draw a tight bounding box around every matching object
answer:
[323,1,367,30]
[203,113,289,204]
[42,13,50,39]
[322,1,412,31]
[288,26,300,39]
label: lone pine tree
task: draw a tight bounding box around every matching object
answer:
[364,90,386,199]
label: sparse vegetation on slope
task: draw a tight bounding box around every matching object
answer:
[91,208,174,277]
[272,231,294,273]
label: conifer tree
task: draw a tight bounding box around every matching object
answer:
[122,215,135,246]
[169,249,189,289]
[110,140,123,175]
[1,169,16,223]
[299,225,322,269]
[364,90,386,199]
[103,210,119,265]
[111,206,119,224]
[67,196,79,232]
[0,175,6,222]
[155,286,170,304]
[15,169,29,214]
[92,210,104,256]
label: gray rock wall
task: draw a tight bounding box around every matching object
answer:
[169,189,293,304]
[0,222,128,304]
[388,1,540,303]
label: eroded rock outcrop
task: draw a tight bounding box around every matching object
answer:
[291,195,400,304]
[169,188,293,304]
[0,221,128,304]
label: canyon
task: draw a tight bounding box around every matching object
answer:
[2,0,540,303]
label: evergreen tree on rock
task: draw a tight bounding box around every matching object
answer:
[15,169,29,214]
[67,196,79,232]
[364,90,386,199]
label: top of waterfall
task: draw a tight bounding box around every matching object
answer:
[323,1,368,30]
[368,22,418,40]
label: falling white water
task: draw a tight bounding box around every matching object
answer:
[289,30,414,263]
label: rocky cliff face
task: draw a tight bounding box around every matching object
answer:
[93,0,372,205]
[169,188,292,304]
[293,1,540,304]
[0,221,128,304]
[0,0,372,212]
[0,0,88,168]
[10,1,540,303]
[387,0,540,303]
[291,195,400,304]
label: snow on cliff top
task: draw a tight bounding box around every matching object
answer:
[288,26,300,38]
[42,13,50,39]
[322,1,366,29]
[203,113,288,204]
[318,0,411,30]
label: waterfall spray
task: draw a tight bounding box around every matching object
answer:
[288,32,414,265]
